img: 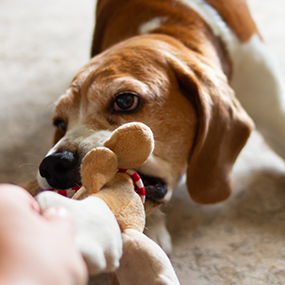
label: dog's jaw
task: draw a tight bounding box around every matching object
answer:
[136,154,184,205]
[37,125,178,212]
[37,145,176,211]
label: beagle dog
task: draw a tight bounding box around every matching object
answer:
[23,0,285,253]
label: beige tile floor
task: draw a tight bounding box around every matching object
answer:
[1,1,285,284]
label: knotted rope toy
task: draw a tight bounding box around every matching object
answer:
[46,185,81,198]
[45,169,146,204]
[36,122,180,285]
[118,169,145,204]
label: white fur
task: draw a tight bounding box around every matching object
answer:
[137,155,172,183]
[45,125,111,158]
[179,0,238,52]
[37,172,51,190]
[180,0,285,159]
[139,17,168,35]
[229,36,285,158]
[46,137,65,157]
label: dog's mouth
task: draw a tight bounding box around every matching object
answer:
[137,172,168,203]
[40,168,167,204]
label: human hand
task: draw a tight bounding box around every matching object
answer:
[0,184,87,285]
[37,190,123,275]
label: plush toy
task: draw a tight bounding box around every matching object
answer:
[36,122,180,285]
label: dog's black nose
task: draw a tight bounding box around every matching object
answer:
[39,151,81,189]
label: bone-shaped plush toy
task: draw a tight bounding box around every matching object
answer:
[36,122,180,285]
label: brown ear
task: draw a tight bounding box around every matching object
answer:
[167,51,254,204]
[81,147,118,194]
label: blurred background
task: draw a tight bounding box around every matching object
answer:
[1,0,285,284]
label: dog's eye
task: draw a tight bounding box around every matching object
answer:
[113,93,140,112]
[53,119,67,132]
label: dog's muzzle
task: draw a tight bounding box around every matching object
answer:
[39,151,81,189]
[39,151,169,203]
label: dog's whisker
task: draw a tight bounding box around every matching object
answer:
[44,101,57,113]
[19,163,38,169]
[22,152,46,159]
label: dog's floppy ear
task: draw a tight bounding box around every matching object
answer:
[167,51,254,204]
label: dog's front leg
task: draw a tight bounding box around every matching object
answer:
[144,210,172,256]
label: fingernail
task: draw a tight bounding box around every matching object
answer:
[57,208,70,219]
[47,207,70,219]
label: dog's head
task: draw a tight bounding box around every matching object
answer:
[37,34,253,213]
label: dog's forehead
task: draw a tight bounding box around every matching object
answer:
[59,43,172,101]
[74,37,174,82]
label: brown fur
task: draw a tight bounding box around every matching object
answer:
[53,36,198,209]
[92,0,233,78]
[24,0,255,210]
[47,34,253,207]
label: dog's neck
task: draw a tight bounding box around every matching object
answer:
[91,0,232,78]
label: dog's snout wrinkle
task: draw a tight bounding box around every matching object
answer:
[39,151,80,189]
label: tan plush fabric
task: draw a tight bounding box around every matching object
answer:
[117,229,180,285]
[78,122,154,232]
[93,174,145,232]
[2,0,285,284]
[81,148,118,194]
[104,123,154,170]
[35,122,178,283]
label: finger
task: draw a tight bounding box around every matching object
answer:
[0,184,40,213]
